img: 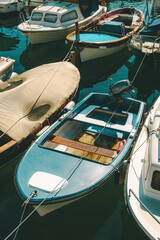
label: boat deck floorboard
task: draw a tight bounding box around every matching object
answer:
[48,130,120,164]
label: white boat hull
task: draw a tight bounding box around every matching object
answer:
[126,96,160,240]
[79,43,127,62]
[0,56,15,81]
[0,0,25,13]
[131,37,160,54]
[24,26,79,44]
[20,5,106,44]
[34,197,80,216]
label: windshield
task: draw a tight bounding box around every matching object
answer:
[31,12,43,21]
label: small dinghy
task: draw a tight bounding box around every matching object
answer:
[0,61,80,167]
[18,0,107,44]
[131,16,160,55]
[66,7,144,62]
[15,80,145,216]
[125,95,160,240]
[0,56,15,81]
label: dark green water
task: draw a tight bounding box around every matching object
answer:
[0,1,160,239]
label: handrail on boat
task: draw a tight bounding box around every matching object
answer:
[19,11,26,25]
[129,189,160,225]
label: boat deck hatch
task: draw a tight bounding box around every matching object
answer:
[28,171,68,193]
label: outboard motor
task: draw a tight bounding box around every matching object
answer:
[109,79,134,99]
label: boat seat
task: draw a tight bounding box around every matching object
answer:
[48,135,116,158]
[118,13,133,20]
[97,14,119,25]
[74,105,134,134]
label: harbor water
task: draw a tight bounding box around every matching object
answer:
[0,0,160,239]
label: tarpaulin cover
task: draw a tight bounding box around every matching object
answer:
[0,61,80,142]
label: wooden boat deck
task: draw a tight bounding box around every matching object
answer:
[47,130,121,164]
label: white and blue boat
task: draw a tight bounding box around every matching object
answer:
[15,80,145,216]
[66,7,144,62]
[125,95,160,240]
[18,0,107,44]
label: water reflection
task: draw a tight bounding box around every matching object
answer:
[0,32,20,51]
[0,15,21,51]
[79,47,132,88]
[20,40,71,70]
[125,53,160,105]
[0,13,20,29]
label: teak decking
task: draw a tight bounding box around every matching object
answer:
[46,130,121,164]
[49,135,115,158]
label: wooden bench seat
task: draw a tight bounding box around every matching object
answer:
[48,136,116,158]
[97,14,119,25]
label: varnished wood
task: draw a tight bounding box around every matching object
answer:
[0,140,16,153]
[49,135,115,158]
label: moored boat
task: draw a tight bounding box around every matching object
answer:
[131,16,160,55]
[0,61,80,167]
[0,56,15,81]
[18,0,107,44]
[125,95,160,240]
[15,80,145,216]
[25,0,49,7]
[0,0,25,13]
[66,7,144,62]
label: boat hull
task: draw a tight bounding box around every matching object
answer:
[131,35,160,55]
[0,57,15,81]
[125,96,160,240]
[15,92,145,216]
[0,0,25,13]
[23,27,80,44]
[34,197,79,216]
[79,42,127,62]
[67,7,144,62]
[19,5,106,44]
[0,61,80,167]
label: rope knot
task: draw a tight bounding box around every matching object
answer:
[22,190,38,207]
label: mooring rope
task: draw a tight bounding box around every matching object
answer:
[4,97,125,240]
[130,52,148,85]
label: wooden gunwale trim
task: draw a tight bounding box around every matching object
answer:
[66,7,144,47]
[48,135,115,158]
[0,61,14,74]
[0,140,17,153]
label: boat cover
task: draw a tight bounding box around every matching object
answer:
[0,61,80,142]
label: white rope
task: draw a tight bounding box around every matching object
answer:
[4,96,124,240]
[130,52,148,84]
[12,204,27,240]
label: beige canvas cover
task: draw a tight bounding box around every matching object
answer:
[0,61,80,142]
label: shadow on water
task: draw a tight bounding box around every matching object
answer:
[0,32,20,51]
[20,41,71,70]
[0,13,21,29]
[125,53,160,109]
[79,47,133,88]
[15,178,126,240]
[1,178,143,240]
[74,47,133,102]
